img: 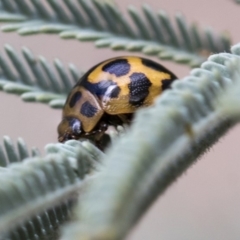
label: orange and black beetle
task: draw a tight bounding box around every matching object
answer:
[58,56,177,146]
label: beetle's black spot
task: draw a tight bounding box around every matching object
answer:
[69,91,82,108]
[68,118,81,134]
[108,85,121,98]
[82,80,112,96]
[102,59,130,77]
[80,101,98,118]
[128,72,152,106]
[161,79,176,91]
[141,58,178,79]
[81,80,120,98]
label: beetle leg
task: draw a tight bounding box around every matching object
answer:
[99,121,108,133]
[92,121,110,151]
[118,113,133,124]
[93,121,108,140]
[117,114,131,124]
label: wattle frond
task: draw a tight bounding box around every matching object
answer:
[0,44,83,108]
[0,0,231,67]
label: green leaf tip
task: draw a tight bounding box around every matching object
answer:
[0,12,26,22]
[0,136,38,166]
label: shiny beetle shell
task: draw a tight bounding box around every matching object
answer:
[58,56,178,143]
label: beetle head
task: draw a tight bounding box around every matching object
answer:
[58,117,82,142]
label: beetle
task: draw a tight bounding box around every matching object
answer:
[57,56,177,147]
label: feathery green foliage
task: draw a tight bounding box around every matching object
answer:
[0,0,231,67]
[0,137,103,240]
[0,44,82,108]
